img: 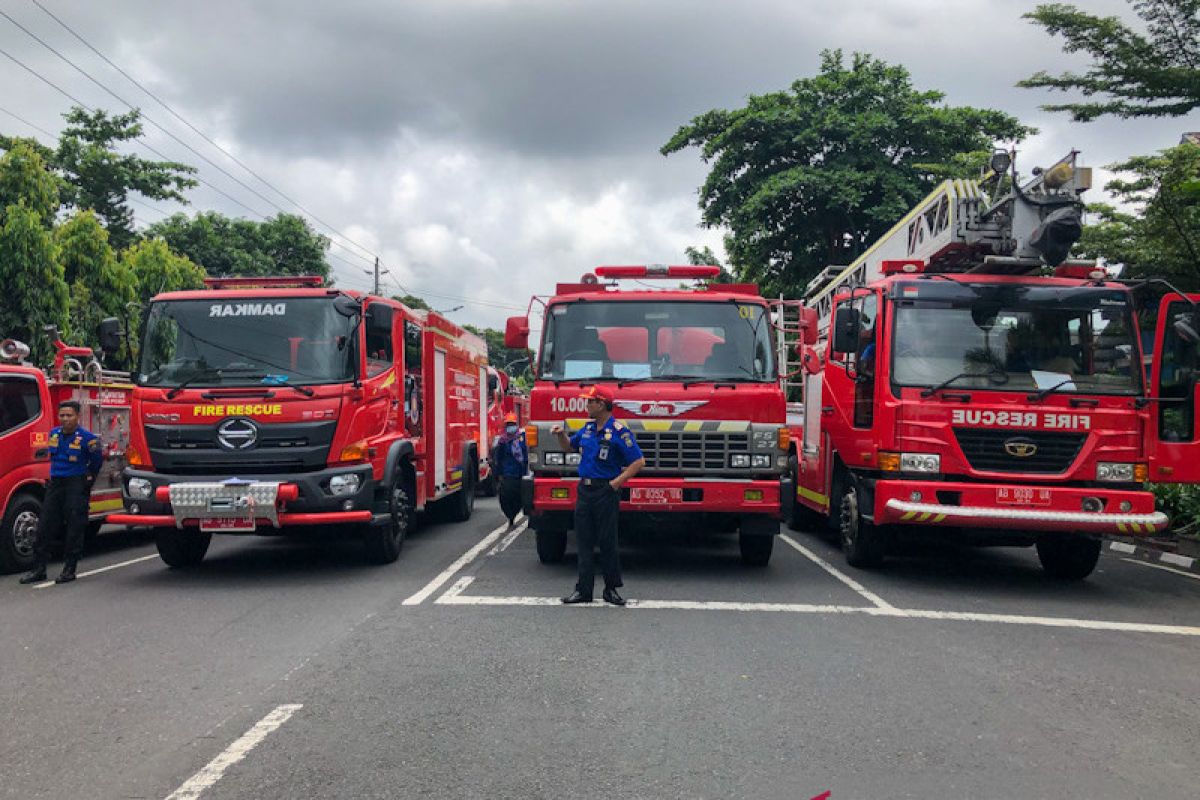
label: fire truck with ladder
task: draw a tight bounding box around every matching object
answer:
[784,149,1200,579]
[505,265,795,566]
[0,328,132,573]
[107,276,488,568]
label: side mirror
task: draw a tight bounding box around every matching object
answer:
[831,306,860,354]
[1174,311,1200,345]
[98,318,123,355]
[504,316,530,350]
[799,306,819,346]
[334,295,362,318]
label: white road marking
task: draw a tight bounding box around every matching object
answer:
[488,522,527,555]
[778,534,896,610]
[402,517,526,606]
[1122,558,1200,583]
[34,553,160,589]
[1108,542,1137,554]
[436,589,1200,637]
[164,703,302,800]
[1160,552,1196,570]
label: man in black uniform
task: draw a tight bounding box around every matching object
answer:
[551,385,644,606]
[20,400,103,585]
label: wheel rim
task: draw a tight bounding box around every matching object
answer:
[12,509,39,558]
[840,491,858,551]
[391,485,409,544]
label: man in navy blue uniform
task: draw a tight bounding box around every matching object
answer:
[20,401,103,585]
[551,385,644,606]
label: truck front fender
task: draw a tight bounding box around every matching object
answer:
[381,439,416,493]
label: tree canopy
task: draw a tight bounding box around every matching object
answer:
[146,211,332,280]
[1019,0,1200,121]
[662,50,1032,296]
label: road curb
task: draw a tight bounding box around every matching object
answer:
[1105,538,1200,575]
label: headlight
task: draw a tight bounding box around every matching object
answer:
[900,453,940,474]
[127,477,153,499]
[730,454,751,468]
[545,452,565,466]
[1096,462,1144,482]
[566,452,581,466]
[329,474,362,496]
[751,454,772,468]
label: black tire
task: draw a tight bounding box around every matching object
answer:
[155,528,211,568]
[739,532,774,566]
[1036,536,1101,581]
[536,528,567,564]
[447,459,477,522]
[365,473,413,564]
[840,481,886,569]
[478,470,497,497]
[0,492,42,574]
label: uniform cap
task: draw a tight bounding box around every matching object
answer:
[504,412,518,423]
[578,385,613,403]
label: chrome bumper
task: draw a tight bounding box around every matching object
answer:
[884,499,1169,533]
[167,481,282,528]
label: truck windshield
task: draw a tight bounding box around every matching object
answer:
[891,282,1140,395]
[138,297,356,387]
[539,300,775,382]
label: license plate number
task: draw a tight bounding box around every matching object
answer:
[200,516,256,532]
[629,487,682,505]
[995,487,1052,506]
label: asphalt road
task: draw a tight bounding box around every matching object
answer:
[3,501,1199,800]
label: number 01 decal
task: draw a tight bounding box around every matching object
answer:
[738,305,754,319]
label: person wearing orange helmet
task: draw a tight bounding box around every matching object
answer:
[550,385,644,606]
[491,411,528,527]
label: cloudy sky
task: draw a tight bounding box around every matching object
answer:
[1,0,1194,327]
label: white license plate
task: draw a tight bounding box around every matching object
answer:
[629,487,682,505]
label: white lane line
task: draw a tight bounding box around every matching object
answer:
[164,703,302,800]
[402,518,526,606]
[436,575,475,602]
[1122,558,1200,583]
[34,553,160,589]
[778,534,896,610]
[488,522,527,555]
[435,591,1200,636]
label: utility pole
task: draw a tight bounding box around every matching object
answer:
[364,256,388,295]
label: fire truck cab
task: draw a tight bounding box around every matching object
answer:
[109,276,488,568]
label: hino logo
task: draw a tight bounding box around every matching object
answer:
[613,400,708,417]
[1003,438,1038,458]
[217,418,259,450]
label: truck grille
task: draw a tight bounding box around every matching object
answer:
[146,420,336,475]
[953,428,1085,475]
[636,431,750,473]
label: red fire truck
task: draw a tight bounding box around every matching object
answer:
[0,331,132,573]
[789,150,1197,579]
[107,276,488,567]
[505,265,797,566]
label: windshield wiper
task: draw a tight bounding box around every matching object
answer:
[920,366,1009,398]
[1027,378,1076,402]
[164,368,221,400]
[244,374,316,397]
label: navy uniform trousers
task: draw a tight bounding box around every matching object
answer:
[35,475,89,564]
[574,482,622,595]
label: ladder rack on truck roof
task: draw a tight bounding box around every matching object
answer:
[803,151,1094,331]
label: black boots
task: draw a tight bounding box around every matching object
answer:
[603,588,626,606]
[561,590,592,604]
[19,566,47,584]
[55,561,77,584]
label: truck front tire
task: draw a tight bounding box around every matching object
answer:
[0,492,41,573]
[739,515,777,566]
[365,474,413,564]
[1036,535,1101,580]
[840,482,886,569]
[156,528,211,568]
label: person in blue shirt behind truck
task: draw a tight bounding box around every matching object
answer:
[491,412,528,528]
[551,385,644,606]
[20,401,103,585]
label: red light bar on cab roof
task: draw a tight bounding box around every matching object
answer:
[880,259,925,275]
[203,275,325,290]
[594,265,721,280]
[1053,262,1107,280]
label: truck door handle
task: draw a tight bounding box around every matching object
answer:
[34,448,48,459]
[821,406,833,416]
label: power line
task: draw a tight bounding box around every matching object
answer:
[26,0,386,267]
[0,104,56,140]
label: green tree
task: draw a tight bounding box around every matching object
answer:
[122,238,207,306]
[662,50,1032,296]
[685,245,734,284]
[1019,1,1200,121]
[146,211,331,280]
[1077,143,1200,286]
[53,108,196,249]
[464,324,531,375]
[57,210,137,364]
[0,141,60,225]
[393,294,432,310]
[0,205,68,362]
